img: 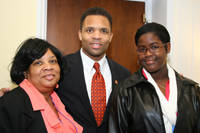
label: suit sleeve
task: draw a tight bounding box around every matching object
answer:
[0,96,14,132]
[196,85,200,132]
[0,91,34,133]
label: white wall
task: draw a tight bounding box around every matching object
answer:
[151,0,167,26]
[167,0,200,83]
[0,0,37,88]
[151,0,200,83]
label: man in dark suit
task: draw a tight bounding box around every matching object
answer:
[57,7,131,133]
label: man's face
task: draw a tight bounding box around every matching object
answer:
[78,15,113,61]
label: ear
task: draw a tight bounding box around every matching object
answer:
[78,30,82,41]
[24,71,28,79]
[109,32,113,42]
[166,42,171,53]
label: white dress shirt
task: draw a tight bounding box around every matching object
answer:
[80,49,112,104]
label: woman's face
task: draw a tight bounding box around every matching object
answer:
[26,49,60,94]
[137,32,170,73]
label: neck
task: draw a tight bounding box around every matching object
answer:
[43,93,52,103]
[43,92,59,118]
[89,54,105,61]
[150,65,169,95]
[82,49,105,61]
[42,89,54,102]
[150,65,169,82]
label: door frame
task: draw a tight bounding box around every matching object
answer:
[36,0,152,39]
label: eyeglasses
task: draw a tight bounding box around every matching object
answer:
[137,43,166,55]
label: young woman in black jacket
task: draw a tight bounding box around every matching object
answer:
[109,22,200,133]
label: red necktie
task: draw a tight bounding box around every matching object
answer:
[91,62,106,126]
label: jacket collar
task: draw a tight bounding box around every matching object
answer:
[123,67,198,101]
[121,68,147,88]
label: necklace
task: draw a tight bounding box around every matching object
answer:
[158,83,166,89]
[157,82,167,95]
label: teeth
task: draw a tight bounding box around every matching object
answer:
[91,43,101,49]
[93,43,101,46]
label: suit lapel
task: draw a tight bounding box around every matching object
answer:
[101,58,118,124]
[107,57,119,94]
[73,51,97,123]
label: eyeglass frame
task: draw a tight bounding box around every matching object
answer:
[136,42,167,55]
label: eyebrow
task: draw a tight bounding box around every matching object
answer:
[151,42,159,44]
[49,55,56,58]
[85,26,109,29]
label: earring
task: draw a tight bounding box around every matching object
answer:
[24,72,28,79]
[56,84,59,88]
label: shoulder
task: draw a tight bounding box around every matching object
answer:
[62,51,83,73]
[0,87,26,100]
[107,58,131,75]
[176,72,198,87]
[0,87,31,110]
[120,70,145,88]
[63,51,81,67]
[175,72,200,95]
[63,51,80,61]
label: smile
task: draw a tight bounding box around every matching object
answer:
[90,43,103,49]
[43,74,55,80]
[144,59,155,65]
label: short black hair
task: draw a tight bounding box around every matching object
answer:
[135,22,170,45]
[10,38,65,85]
[80,7,112,30]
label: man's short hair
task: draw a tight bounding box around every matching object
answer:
[80,7,112,30]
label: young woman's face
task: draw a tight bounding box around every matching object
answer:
[137,32,170,73]
[26,49,60,94]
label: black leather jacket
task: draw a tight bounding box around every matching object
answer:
[109,69,200,133]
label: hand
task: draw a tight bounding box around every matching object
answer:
[0,88,10,97]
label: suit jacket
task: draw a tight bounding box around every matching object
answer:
[0,87,47,133]
[57,51,131,133]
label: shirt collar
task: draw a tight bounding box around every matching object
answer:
[20,79,66,127]
[20,79,46,111]
[80,48,107,72]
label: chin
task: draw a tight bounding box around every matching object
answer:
[147,68,161,74]
[144,66,157,73]
[44,83,56,89]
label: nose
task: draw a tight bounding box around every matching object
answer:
[92,30,101,40]
[43,63,53,71]
[145,48,153,56]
